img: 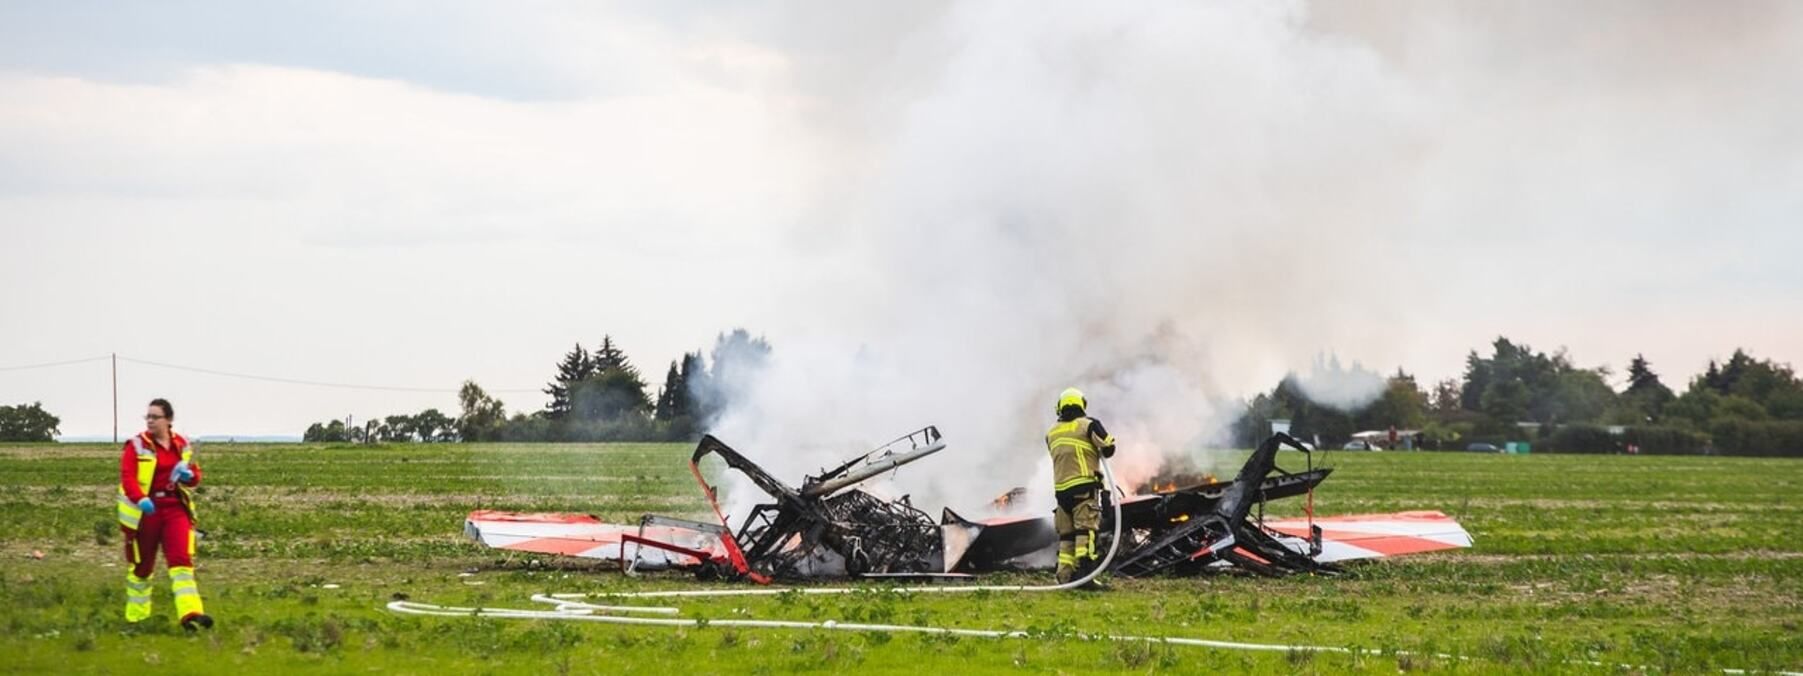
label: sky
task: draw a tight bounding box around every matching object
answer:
[2,1,1800,454]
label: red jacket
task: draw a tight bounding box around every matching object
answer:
[119,432,202,502]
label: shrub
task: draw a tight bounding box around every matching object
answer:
[1623,426,1708,455]
[1708,420,1803,457]
[1542,425,1617,454]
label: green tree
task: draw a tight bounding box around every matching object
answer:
[1698,349,1800,402]
[1716,395,1769,421]
[546,334,652,428]
[1461,338,1560,416]
[1356,371,1428,431]
[1268,375,1355,443]
[1677,349,1802,426]
[1480,378,1531,424]
[500,412,553,442]
[413,408,456,442]
[544,343,592,420]
[1429,378,1462,414]
[654,361,683,422]
[303,419,350,443]
[0,402,60,442]
[678,351,707,419]
[1666,389,1721,429]
[456,380,507,442]
[697,329,772,427]
[1231,392,1294,447]
[1767,389,1803,420]
[592,335,630,372]
[1459,337,1609,427]
[381,414,416,442]
[570,368,651,424]
[1546,369,1616,424]
[1621,354,1675,421]
[1459,350,1492,412]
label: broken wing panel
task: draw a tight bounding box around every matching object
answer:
[1261,510,1473,563]
[465,510,727,569]
[941,509,1058,572]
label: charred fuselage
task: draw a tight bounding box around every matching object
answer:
[691,428,948,580]
[942,433,1335,577]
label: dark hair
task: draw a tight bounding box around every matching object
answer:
[149,398,174,420]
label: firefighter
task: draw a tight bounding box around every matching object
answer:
[117,398,213,630]
[1045,387,1116,585]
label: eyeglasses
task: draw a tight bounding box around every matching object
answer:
[144,414,167,421]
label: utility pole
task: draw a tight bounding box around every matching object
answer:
[111,353,118,444]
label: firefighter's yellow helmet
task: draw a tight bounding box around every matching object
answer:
[1056,387,1087,414]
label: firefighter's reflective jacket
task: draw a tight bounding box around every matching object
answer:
[1045,416,1116,492]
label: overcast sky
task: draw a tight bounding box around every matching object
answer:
[2,1,1799,440]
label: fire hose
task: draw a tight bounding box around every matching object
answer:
[382,456,1799,675]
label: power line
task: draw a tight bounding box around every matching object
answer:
[115,356,543,394]
[0,355,111,372]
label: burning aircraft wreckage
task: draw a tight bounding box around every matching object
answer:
[465,427,1472,581]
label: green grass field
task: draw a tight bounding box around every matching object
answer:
[2,442,1800,674]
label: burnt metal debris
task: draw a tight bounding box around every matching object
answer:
[688,427,950,580]
[1107,433,1339,577]
[644,427,1342,582]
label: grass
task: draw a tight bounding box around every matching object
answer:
[1,442,1799,674]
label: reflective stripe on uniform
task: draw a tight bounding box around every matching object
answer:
[1053,475,1099,491]
[170,566,204,616]
[117,433,194,528]
[116,493,142,529]
[124,574,154,620]
[1047,419,1102,491]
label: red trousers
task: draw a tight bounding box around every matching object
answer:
[123,499,193,577]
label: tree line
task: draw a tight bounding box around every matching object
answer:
[301,329,769,443]
[11,331,1793,455]
[1232,337,1803,456]
[0,402,59,442]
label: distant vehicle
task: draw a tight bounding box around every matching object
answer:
[1342,440,1379,451]
[1466,443,1501,453]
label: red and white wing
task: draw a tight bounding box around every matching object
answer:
[464,510,726,569]
[1262,510,1473,563]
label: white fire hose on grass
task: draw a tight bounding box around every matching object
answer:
[384,457,1798,675]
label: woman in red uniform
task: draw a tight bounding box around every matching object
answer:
[116,398,212,630]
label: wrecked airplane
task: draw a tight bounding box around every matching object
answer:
[465,428,1471,581]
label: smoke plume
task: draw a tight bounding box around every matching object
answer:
[681,0,1802,520]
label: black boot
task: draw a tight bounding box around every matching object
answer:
[181,613,214,632]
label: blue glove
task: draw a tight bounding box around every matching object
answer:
[137,497,155,516]
[172,461,194,485]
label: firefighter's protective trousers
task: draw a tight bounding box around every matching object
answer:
[1053,486,1102,583]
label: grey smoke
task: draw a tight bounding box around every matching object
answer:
[699,1,1802,521]
[1291,354,1389,413]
